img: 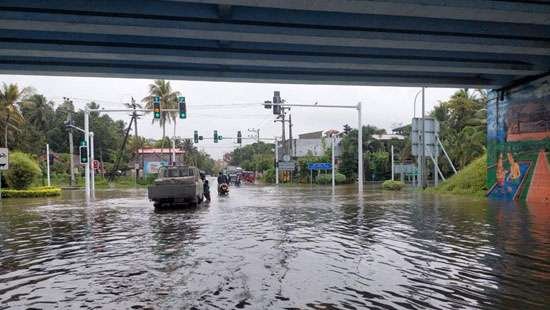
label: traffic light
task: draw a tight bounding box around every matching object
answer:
[79,141,88,164]
[194,130,199,143]
[237,130,242,144]
[214,130,218,143]
[273,91,281,115]
[153,96,161,119]
[178,96,186,119]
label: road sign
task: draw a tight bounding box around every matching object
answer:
[278,161,296,171]
[411,117,440,157]
[283,154,291,162]
[93,160,100,170]
[0,148,8,170]
[307,162,332,170]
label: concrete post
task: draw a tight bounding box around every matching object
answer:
[421,87,427,188]
[391,145,394,181]
[357,102,363,194]
[46,144,51,187]
[331,135,336,192]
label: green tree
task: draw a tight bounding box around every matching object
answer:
[0,83,33,148]
[432,88,487,171]
[5,152,41,189]
[229,142,274,172]
[338,125,387,181]
[141,80,181,155]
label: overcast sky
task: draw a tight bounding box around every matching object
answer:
[0,74,459,159]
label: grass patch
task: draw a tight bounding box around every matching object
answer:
[427,154,487,197]
[2,186,62,198]
[382,180,405,191]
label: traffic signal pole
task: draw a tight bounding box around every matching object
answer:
[263,101,363,194]
[81,107,182,200]
[84,107,90,201]
[90,132,95,196]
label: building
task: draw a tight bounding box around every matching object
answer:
[135,148,185,175]
[278,130,342,159]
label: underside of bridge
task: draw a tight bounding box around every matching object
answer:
[0,0,549,88]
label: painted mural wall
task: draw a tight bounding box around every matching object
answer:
[487,76,550,202]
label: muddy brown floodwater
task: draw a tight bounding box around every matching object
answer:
[0,184,549,309]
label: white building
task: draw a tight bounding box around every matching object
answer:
[278,130,342,159]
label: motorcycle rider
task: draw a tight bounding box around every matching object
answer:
[217,172,228,185]
[217,172,229,195]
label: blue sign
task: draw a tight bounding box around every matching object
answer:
[308,162,332,170]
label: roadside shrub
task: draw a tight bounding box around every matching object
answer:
[5,152,42,189]
[2,186,61,198]
[427,154,487,197]
[261,168,276,183]
[382,180,405,191]
[317,173,346,185]
[137,173,157,186]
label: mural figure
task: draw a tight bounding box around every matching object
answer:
[487,77,550,202]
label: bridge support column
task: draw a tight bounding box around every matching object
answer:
[486,75,550,202]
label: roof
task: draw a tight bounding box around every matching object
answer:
[138,148,185,154]
[298,131,324,139]
[372,134,405,141]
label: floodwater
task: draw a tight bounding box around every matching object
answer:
[0,184,548,309]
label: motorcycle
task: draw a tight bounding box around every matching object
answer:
[218,183,229,196]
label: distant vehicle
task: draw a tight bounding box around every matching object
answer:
[148,166,204,208]
[241,171,255,184]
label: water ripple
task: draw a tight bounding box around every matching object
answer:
[0,186,548,309]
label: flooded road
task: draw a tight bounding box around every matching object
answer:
[1,185,549,309]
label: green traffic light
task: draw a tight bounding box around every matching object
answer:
[180,112,186,119]
[154,112,161,119]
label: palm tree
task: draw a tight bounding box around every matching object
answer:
[20,94,54,131]
[142,80,180,161]
[0,83,33,147]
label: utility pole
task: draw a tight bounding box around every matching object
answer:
[288,113,293,157]
[131,97,140,178]
[67,112,75,187]
[275,137,279,185]
[281,112,286,154]
[248,128,260,143]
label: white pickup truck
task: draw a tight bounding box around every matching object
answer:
[148,166,204,208]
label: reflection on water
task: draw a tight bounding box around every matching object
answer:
[0,186,548,309]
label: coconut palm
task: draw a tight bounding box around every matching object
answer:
[0,83,33,148]
[20,94,54,131]
[142,80,181,159]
